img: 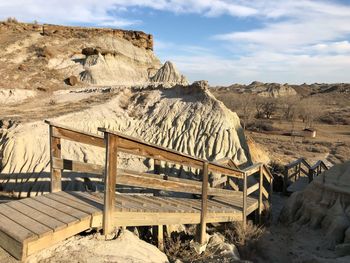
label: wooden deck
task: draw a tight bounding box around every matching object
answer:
[0,191,258,260]
[0,121,273,261]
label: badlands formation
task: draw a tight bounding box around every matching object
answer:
[0,22,250,197]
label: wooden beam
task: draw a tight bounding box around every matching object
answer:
[153,225,164,251]
[198,162,209,245]
[247,183,259,196]
[52,126,105,148]
[103,133,118,236]
[258,166,263,223]
[228,178,239,191]
[52,157,104,175]
[242,163,261,176]
[242,173,247,230]
[49,125,62,193]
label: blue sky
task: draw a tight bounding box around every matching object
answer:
[1,0,350,85]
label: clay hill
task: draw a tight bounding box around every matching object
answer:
[213,81,350,98]
[0,21,255,198]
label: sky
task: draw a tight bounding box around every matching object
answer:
[1,0,350,85]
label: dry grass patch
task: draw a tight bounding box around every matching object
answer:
[224,221,265,260]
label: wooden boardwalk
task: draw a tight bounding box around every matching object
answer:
[0,122,273,260]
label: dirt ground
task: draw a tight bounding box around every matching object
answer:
[248,119,350,166]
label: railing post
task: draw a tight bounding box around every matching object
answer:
[197,162,209,245]
[242,172,247,230]
[49,125,62,193]
[258,165,263,224]
[283,166,288,195]
[308,168,314,183]
[103,132,118,236]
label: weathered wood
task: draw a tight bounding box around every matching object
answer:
[51,125,105,148]
[258,166,263,223]
[99,128,244,179]
[242,173,247,230]
[103,133,118,236]
[212,176,227,188]
[228,178,239,191]
[198,162,209,244]
[247,183,259,196]
[52,157,104,175]
[49,125,62,193]
[283,166,288,194]
[153,225,164,251]
[243,163,261,176]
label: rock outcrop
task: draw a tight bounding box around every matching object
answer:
[0,82,251,197]
[151,61,188,86]
[280,161,350,250]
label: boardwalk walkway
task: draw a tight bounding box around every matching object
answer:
[0,122,273,260]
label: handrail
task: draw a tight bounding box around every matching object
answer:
[283,158,329,194]
[46,121,273,241]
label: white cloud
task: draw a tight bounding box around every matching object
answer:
[0,0,258,26]
[1,0,350,84]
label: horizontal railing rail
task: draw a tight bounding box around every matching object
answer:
[283,157,329,194]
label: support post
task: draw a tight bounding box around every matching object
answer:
[49,125,62,193]
[103,133,118,236]
[154,159,161,174]
[197,162,209,244]
[242,172,247,230]
[257,165,263,224]
[283,166,288,195]
[153,225,164,251]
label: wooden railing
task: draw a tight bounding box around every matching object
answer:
[46,121,273,244]
[283,157,328,193]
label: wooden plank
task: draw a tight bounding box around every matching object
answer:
[19,198,78,225]
[262,187,269,199]
[0,226,24,260]
[99,128,204,169]
[99,128,243,179]
[0,211,37,242]
[49,125,62,193]
[262,165,273,183]
[0,204,52,237]
[198,162,209,244]
[6,201,67,232]
[26,217,91,257]
[120,169,202,186]
[103,133,118,235]
[112,211,243,227]
[242,173,247,229]
[118,169,241,197]
[51,126,105,148]
[258,166,263,223]
[47,193,101,216]
[212,176,227,187]
[52,157,104,175]
[214,158,238,169]
[228,178,239,191]
[33,195,90,221]
[56,192,104,210]
[208,163,244,179]
[242,163,261,176]
[247,183,259,196]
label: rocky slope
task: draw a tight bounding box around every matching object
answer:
[280,161,350,254]
[215,81,297,98]
[0,81,251,197]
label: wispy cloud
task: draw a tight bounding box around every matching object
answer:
[0,0,258,26]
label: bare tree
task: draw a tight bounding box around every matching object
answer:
[254,97,277,119]
[238,94,254,130]
[262,98,277,119]
[298,98,323,128]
